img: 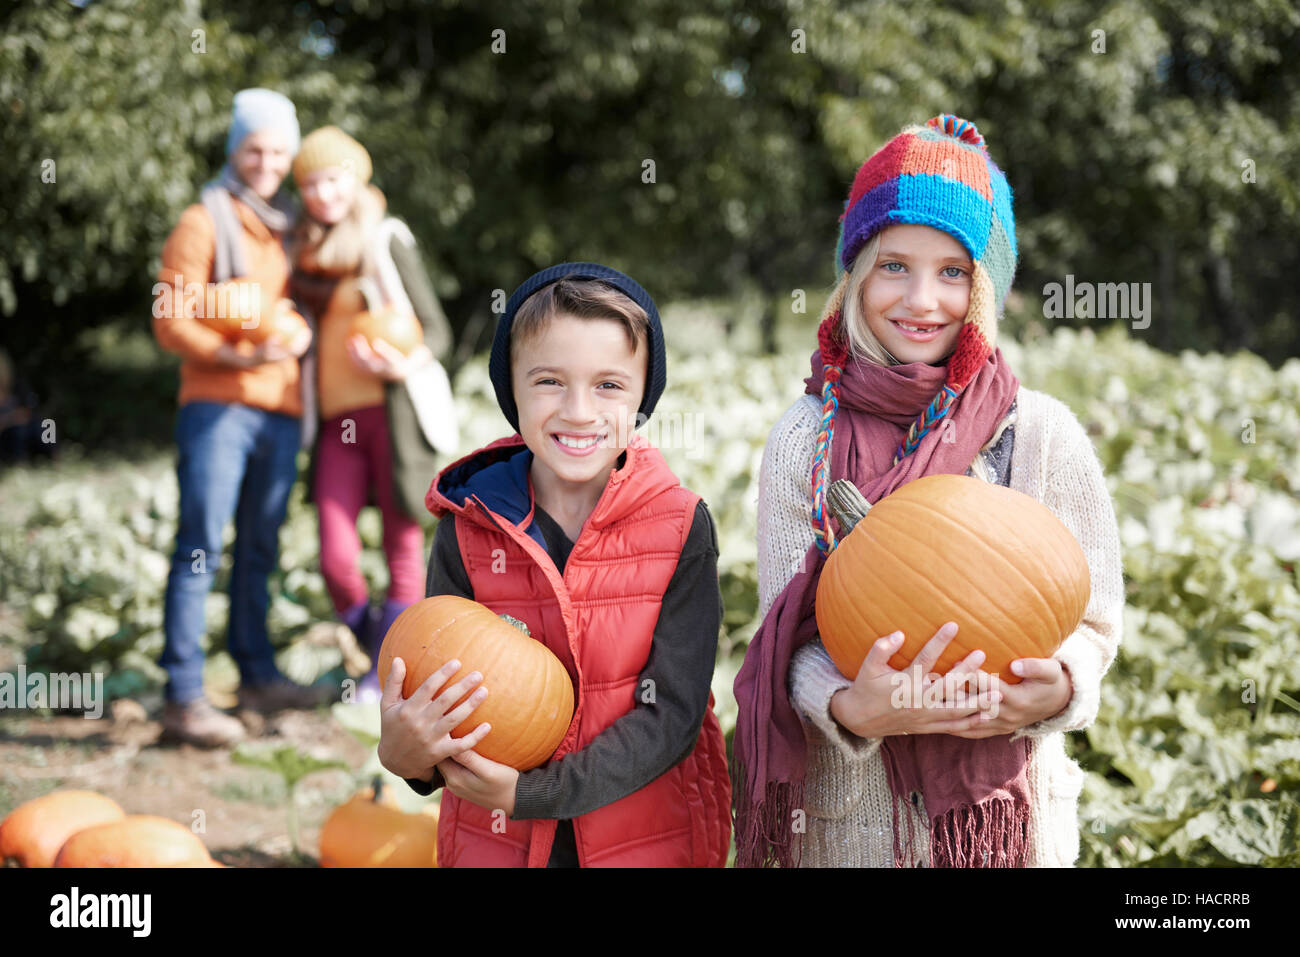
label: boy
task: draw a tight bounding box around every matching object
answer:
[377,263,731,867]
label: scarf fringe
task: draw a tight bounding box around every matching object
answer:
[733,767,805,869]
[924,796,1030,868]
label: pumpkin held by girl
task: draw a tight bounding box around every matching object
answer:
[815,474,1090,685]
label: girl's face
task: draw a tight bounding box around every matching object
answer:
[511,313,646,503]
[231,129,293,200]
[299,166,360,225]
[860,224,973,365]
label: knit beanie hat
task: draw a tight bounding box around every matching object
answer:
[817,113,1017,463]
[488,262,667,434]
[293,126,374,187]
[225,88,301,157]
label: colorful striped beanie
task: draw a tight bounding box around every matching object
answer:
[809,113,1018,554]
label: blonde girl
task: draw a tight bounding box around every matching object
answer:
[733,115,1123,868]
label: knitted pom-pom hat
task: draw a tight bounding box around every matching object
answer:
[808,114,1018,554]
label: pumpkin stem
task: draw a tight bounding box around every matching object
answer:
[371,774,385,804]
[499,614,531,637]
[827,479,872,533]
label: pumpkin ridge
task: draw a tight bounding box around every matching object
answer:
[828,493,1044,676]
[886,495,1062,657]
[840,519,1023,676]
[960,489,1089,639]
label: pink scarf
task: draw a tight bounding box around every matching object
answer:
[732,339,1029,868]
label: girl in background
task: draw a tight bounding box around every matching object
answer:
[290,127,455,702]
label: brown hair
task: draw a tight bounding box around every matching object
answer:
[510,278,650,359]
[290,183,387,275]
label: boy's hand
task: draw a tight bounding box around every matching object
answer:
[438,750,519,817]
[376,656,492,782]
[949,658,1073,739]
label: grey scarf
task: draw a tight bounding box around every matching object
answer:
[199,164,295,281]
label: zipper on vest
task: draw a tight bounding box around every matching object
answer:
[467,493,583,688]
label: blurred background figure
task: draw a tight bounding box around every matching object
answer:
[290,126,455,703]
[0,348,57,467]
[153,88,329,749]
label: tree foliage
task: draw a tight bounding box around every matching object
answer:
[1,0,1296,444]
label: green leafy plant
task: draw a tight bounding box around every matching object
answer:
[230,743,349,862]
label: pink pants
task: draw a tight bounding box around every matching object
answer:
[315,405,424,612]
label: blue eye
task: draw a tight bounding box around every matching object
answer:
[942,266,969,279]
[881,262,905,273]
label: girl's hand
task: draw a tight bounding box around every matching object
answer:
[346,333,432,381]
[377,656,492,782]
[438,750,519,817]
[949,658,1073,739]
[829,622,1001,739]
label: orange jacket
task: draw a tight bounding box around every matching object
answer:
[307,273,387,422]
[427,434,732,867]
[153,199,302,416]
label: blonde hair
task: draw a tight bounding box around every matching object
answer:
[839,234,900,366]
[291,183,386,275]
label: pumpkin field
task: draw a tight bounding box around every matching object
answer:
[2,306,1299,867]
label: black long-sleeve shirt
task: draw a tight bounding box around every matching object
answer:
[405,499,723,867]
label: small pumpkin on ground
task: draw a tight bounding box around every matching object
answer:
[52,815,213,868]
[0,790,126,868]
[319,779,438,868]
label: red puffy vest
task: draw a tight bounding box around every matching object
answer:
[425,433,732,867]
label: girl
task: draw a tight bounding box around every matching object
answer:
[733,115,1123,868]
[289,127,455,702]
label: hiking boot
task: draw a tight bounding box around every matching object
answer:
[162,698,247,748]
[238,679,337,714]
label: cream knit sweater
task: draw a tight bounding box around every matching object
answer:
[757,387,1124,868]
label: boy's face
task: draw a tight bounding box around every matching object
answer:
[860,224,972,365]
[511,312,647,493]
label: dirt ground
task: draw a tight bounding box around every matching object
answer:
[0,701,377,867]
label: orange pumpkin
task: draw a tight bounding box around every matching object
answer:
[52,815,213,868]
[319,779,438,868]
[377,596,575,771]
[815,475,1090,684]
[194,278,271,342]
[0,790,125,868]
[243,299,309,347]
[349,306,423,356]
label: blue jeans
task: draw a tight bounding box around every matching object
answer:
[160,401,301,703]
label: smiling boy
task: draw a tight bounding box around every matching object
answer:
[378,263,731,868]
